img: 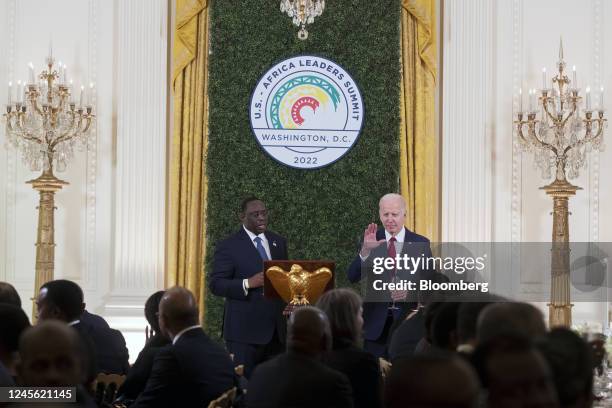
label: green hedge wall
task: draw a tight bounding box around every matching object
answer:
[205,0,402,339]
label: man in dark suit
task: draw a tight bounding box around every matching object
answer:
[131,287,236,408]
[347,193,432,358]
[36,280,130,378]
[247,306,353,408]
[209,197,288,377]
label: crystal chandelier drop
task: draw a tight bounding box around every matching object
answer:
[280,0,325,40]
[3,54,95,173]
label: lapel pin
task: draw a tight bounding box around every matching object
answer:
[273,241,277,247]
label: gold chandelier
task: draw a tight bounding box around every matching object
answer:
[3,49,95,316]
[514,39,606,327]
[280,0,325,40]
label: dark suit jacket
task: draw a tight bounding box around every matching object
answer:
[347,227,432,341]
[209,228,288,345]
[323,339,382,408]
[247,352,353,408]
[131,328,236,408]
[387,308,426,362]
[73,322,130,375]
[117,333,171,400]
[80,310,110,329]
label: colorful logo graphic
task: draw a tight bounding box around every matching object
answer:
[250,56,364,169]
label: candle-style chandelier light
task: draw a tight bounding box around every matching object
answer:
[280,0,325,40]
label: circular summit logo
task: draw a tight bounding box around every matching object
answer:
[250,55,364,169]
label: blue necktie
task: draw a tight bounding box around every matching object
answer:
[254,237,269,261]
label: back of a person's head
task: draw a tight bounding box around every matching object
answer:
[0,282,21,307]
[472,333,559,407]
[423,302,444,343]
[430,302,460,350]
[316,288,362,346]
[159,287,199,335]
[18,320,85,387]
[287,306,331,357]
[0,304,30,357]
[145,290,165,334]
[457,300,497,345]
[385,352,480,408]
[39,280,84,321]
[537,328,593,408]
[477,302,546,344]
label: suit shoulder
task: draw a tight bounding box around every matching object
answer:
[405,228,430,243]
[265,230,286,242]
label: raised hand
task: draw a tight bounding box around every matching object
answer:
[360,223,386,258]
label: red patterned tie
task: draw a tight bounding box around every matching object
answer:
[387,237,397,272]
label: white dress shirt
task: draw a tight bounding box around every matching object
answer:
[241,225,272,295]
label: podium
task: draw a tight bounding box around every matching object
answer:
[263,260,335,316]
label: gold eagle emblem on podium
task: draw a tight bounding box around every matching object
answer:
[266,264,332,306]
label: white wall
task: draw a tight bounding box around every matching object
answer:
[442,0,611,328]
[0,0,168,362]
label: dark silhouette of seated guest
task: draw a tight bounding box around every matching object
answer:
[117,290,170,401]
[16,320,97,407]
[81,309,110,329]
[385,353,480,408]
[388,307,425,361]
[472,334,559,408]
[456,299,498,354]
[430,301,460,351]
[131,287,236,408]
[0,304,30,381]
[247,306,354,408]
[412,302,444,355]
[317,289,382,408]
[0,282,21,307]
[537,328,594,408]
[36,280,130,377]
[477,302,546,344]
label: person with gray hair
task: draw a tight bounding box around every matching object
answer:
[317,289,382,408]
[477,302,546,344]
[247,306,353,407]
[347,193,433,358]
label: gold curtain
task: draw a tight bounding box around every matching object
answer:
[400,0,438,242]
[167,0,210,319]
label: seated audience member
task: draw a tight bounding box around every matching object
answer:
[36,280,129,376]
[81,309,110,329]
[317,289,382,408]
[117,290,170,401]
[17,320,97,407]
[131,287,236,408]
[0,304,30,379]
[247,306,353,408]
[472,334,559,408]
[387,306,425,361]
[537,328,593,408]
[384,353,480,408]
[413,302,444,354]
[456,300,498,354]
[477,302,546,344]
[430,302,460,351]
[0,282,21,307]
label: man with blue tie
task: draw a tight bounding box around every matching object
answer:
[209,197,288,377]
[347,193,432,359]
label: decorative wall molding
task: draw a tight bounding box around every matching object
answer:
[441,0,493,242]
[112,0,167,297]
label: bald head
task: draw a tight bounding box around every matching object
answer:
[379,194,406,235]
[385,354,480,408]
[18,321,84,387]
[159,286,199,338]
[287,306,332,357]
[477,302,546,344]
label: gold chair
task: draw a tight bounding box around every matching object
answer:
[379,357,392,381]
[207,387,237,408]
[94,373,126,405]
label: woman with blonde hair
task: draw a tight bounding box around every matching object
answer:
[317,288,382,408]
